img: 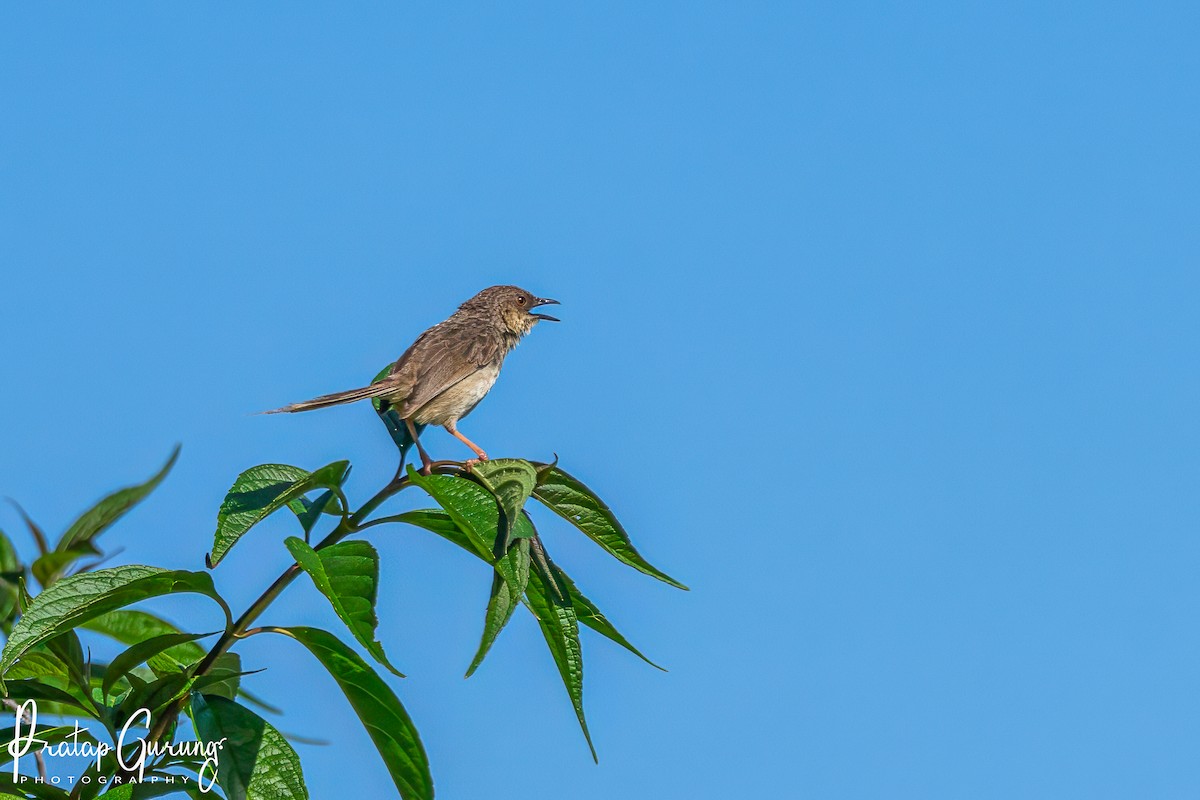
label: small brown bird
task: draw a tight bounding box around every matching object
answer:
[267,285,559,469]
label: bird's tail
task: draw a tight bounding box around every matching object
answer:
[264,382,395,414]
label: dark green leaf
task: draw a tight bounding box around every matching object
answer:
[271,627,431,800]
[533,465,687,589]
[524,566,596,762]
[191,693,307,800]
[116,672,192,725]
[464,536,530,678]
[284,538,402,677]
[46,630,90,700]
[102,631,215,699]
[56,446,179,552]
[237,687,282,716]
[210,462,350,567]
[8,500,49,556]
[470,459,538,552]
[0,566,228,684]
[198,653,245,700]
[1,679,92,713]
[371,364,425,466]
[0,529,20,624]
[286,490,341,538]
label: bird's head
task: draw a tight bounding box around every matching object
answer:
[463,285,560,336]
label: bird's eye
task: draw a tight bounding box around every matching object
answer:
[518,296,527,305]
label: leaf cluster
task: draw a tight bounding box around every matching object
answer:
[0,377,684,798]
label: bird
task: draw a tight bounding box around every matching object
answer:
[266,285,559,471]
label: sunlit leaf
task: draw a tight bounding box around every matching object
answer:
[533,465,687,589]
[406,469,525,594]
[210,462,350,567]
[284,538,403,677]
[191,693,307,800]
[0,772,72,799]
[470,459,537,552]
[0,566,228,684]
[271,627,431,800]
[525,561,596,762]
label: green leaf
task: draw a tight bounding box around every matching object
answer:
[0,529,20,625]
[287,490,341,538]
[5,649,72,682]
[284,538,403,677]
[530,560,663,670]
[56,446,180,553]
[102,630,215,699]
[46,630,90,700]
[210,462,350,567]
[237,687,282,715]
[464,537,530,678]
[0,772,71,799]
[404,470,494,557]
[116,672,192,726]
[8,499,49,556]
[470,459,538,552]
[271,627,431,800]
[379,510,476,553]
[82,609,208,675]
[1,679,93,713]
[406,468,525,594]
[524,565,596,762]
[533,465,687,590]
[0,566,229,684]
[30,543,101,588]
[191,654,259,699]
[191,693,308,800]
[396,510,660,669]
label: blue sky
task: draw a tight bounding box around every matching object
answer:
[2,3,1199,798]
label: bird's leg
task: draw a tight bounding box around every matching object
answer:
[444,421,488,464]
[405,418,435,474]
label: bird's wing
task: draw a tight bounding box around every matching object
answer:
[390,321,503,417]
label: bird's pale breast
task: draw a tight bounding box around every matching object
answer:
[411,362,501,425]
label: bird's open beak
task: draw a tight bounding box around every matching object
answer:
[531,297,560,322]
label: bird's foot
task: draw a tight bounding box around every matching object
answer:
[419,455,434,476]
